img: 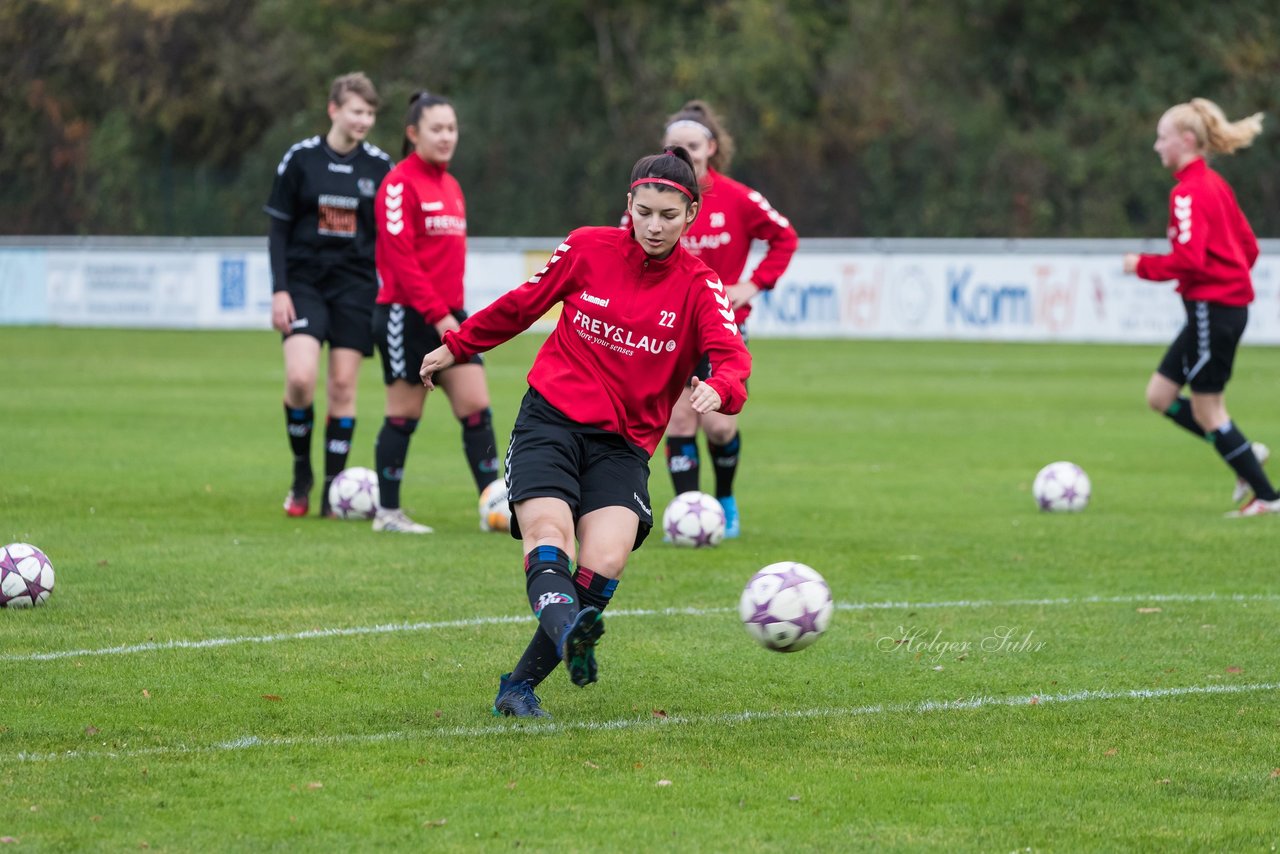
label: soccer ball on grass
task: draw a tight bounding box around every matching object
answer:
[1032,461,1091,512]
[739,561,833,652]
[662,491,725,547]
[479,479,512,532]
[1,542,55,608]
[327,467,380,520]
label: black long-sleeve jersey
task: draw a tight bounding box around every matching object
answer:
[265,135,393,291]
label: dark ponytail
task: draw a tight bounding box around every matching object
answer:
[629,145,700,208]
[403,90,452,157]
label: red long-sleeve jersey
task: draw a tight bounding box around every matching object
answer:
[1136,157,1259,306]
[443,227,751,455]
[374,154,467,323]
[623,169,798,324]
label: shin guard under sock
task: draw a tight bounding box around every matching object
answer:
[666,434,700,495]
[707,432,741,499]
[285,403,315,492]
[321,416,355,513]
[374,417,417,510]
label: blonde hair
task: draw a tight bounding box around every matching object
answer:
[329,72,380,109]
[665,100,736,173]
[1165,98,1263,155]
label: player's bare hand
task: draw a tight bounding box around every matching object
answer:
[725,281,760,310]
[688,376,722,414]
[434,313,461,335]
[419,345,456,390]
[271,291,296,334]
[1122,253,1140,275]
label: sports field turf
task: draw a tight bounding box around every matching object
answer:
[2,328,1278,851]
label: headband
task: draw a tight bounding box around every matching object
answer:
[630,177,694,201]
[666,119,714,139]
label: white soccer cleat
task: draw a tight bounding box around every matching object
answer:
[1231,441,1270,504]
[372,507,434,534]
[1224,496,1280,518]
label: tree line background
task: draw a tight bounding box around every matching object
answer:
[4,0,1278,239]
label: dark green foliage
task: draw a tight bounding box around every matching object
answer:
[2,0,1278,237]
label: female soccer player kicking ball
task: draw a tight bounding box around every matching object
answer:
[418,147,751,717]
[1123,98,1277,516]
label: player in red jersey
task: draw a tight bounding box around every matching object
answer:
[1122,98,1277,516]
[418,146,751,717]
[266,72,392,519]
[370,91,502,534]
[657,100,797,537]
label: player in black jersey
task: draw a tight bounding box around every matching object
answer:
[265,72,394,518]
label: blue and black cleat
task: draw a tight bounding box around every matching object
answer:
[558,607,605,687]
[492,672,551,718]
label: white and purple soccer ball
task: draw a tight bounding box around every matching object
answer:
[1,542,55,608]
[1032,461,1091,512]
[739,562,833,652]
[478,479,512,532]
[662,490,726,548]
[327,466,380,520]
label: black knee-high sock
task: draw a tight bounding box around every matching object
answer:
[374,417,417,510]
[460,408,500,493]
[523,546,579,644]
[1211,421,1278,501]
[284,403,314,492]
[707,432,741,499]
[512,566,618,686]
[666,434,700,495]
[321,416,356,514]
[1164,397,1206,439]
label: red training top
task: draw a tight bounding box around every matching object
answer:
[443,226,752,455]
[374,154,467,323]
[623,169,798,324]
[1136,157,1258,306]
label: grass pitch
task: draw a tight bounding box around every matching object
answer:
[1,328,1278,851]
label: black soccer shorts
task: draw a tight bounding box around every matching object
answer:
[1156,300,1248,394]
[373,304,483,385]
[504,389,653,551]
[285,270,376,355]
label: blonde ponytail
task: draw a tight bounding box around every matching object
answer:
[1167,99,1264,155]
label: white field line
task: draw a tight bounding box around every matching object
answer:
[11,680,1278,764]
[4,591,1279,664]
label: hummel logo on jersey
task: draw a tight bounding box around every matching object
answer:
[529,242,572,284]
[706,278,737,331]
[580,291,609,307]
[385,183,405,235]
[422,201,444,211]
[1174,194,1192,245]
[328,162,354,173]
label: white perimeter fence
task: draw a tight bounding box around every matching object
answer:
[3,237,1280,344]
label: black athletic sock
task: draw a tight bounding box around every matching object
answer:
[321,416,356,514]
[1164,397,1207,439]
[666,434,700,495]
[284,403,314,492]
[460,408,500,493]
[511,565,618,687]
[374,417,417,510]
[707,432,741,499]
[523,546,579,646]
[1211,421,1278,501]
